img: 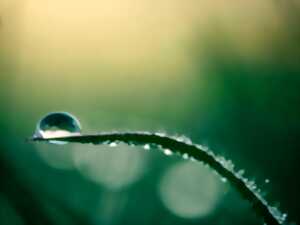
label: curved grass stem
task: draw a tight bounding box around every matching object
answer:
[31,131,287,225]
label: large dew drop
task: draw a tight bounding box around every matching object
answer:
[34,112,81,144]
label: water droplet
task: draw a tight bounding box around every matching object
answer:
[182,153,189,160]
[155,132,166,137]
[34,112,81,144]
[269,206,287,224]
[196,144,209,152]
[216,156,234,171]
[221,177,227,183]
[143,144,150,150]
[246,180,257,190]
[236,169,245,178]
[265,179,270,184]
[163,149,173,156]
[109,142,118,147]
[175,135,192,144]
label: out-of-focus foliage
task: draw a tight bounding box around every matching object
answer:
[0,1,299,224]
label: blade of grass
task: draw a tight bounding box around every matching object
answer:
[30,132,288,225]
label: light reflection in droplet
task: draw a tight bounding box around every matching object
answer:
[158,161,225,219]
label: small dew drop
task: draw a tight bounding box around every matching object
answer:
[182,153,189,160]
[143,144,150,150]
[236,169,245,178]
[109,142,118,147]
[175,135,192,144]
[163,149,173,156]
[34,112,81,144]
[246,180,257,190]
[221,177,227,183]
[190,156,196,162]
[265,179,270,184]
[196,144,209,152]
[155,132,166,137]
[269,206,287,224]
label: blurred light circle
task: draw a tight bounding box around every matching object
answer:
[35,143,75,170]
[73,144,146,190]
[159,161,224,219]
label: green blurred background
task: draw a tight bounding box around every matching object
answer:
[0,1,300,224]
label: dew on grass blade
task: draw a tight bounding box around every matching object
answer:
[163,149,173,156]
[109,142,118,147]
[34,112,81,144]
